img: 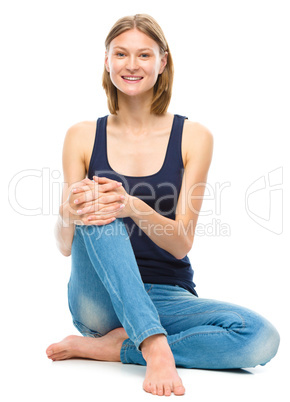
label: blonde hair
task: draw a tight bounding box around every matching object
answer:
[102,14,174,115]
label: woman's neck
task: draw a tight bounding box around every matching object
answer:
[113,91,163,135]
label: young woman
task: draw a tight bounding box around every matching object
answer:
[46,14,280,397]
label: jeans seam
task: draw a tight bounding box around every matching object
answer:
[145,284,154,293]
[72,319,103,338]
[167,325,246,348]
[121,342,131,363]
[135,326,166,344]
[75,225,86,246]
[159,309,246,329]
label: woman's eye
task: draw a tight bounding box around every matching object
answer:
[115,52,149,58]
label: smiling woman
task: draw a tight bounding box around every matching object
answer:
[104,29,168,109]
[47,13,280,398]
[102,14,173,115]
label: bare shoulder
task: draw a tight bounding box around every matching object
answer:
[183,119,214,145]
[64,120,96,157]
[182,119,214,166]
[65,120,96,143]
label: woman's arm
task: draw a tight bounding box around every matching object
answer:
[56,122,126,256]
[55,123,87,256]
[127,122,214,259]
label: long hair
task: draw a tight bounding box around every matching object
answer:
[102,14,174,115]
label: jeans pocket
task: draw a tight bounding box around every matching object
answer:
[144,283,154,293]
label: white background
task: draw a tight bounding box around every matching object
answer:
[1,0,289,400]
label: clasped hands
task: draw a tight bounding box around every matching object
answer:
[61,176,132,226]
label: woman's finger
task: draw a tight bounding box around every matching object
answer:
[99,202,125,214]
[73,189,95,204]
[88,203,125,218]
[72,183,93,194]
[93,176,124,188]
[98,193,125,205]
[86,213,114,222]
[87,217,116,226]
[78,199,123,215]
[74,181,122,205]
[74,216,116,226]
[81,178,93,184]
[99,181,123,193]
[87,204,125,221]
[93,176,115,183]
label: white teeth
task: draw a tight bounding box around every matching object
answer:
[123,76,142,81]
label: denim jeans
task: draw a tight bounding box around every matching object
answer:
[68,219,280,369]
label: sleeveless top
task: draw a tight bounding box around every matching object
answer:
[88,114,197,296]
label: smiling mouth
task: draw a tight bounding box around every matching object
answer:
[122,76,143,81]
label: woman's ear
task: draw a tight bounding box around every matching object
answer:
[104,51,110,73]
[159,51,168,74]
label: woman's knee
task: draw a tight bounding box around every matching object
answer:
[242,313,280,367]
[256,317,280,365]
[69,291,122,336]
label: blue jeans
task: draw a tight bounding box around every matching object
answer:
[68,219,280,369]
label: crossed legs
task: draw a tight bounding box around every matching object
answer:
[46,219,280,395]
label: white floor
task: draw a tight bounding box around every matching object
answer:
[3,330,287,402]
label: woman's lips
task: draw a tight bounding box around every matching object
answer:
[122,76,143,83]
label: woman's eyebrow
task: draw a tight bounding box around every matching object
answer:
[113,46,153,52]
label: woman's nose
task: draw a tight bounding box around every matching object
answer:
[126,56,139,71]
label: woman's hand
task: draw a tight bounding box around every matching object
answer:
[60,177,125,226]
[91,176,133,220]
[61,176,131,226]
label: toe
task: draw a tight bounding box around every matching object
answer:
[164,386,172,396]
[50,352,68,361]
[46,344,55,356]
[151,385,157,395]
[173,384,185,396]
[143,382,151,394]
[157,385,164,396]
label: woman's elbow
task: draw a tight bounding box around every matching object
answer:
[174,250,190,260]
[61,249,71,257]
[56,241,72,257]
[174,237,194,260]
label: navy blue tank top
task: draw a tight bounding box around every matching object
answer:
[88,114,197,296]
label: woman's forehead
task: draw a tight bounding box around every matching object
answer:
[110,29,159,50]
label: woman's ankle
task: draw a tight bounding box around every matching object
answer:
[140,334,168,360]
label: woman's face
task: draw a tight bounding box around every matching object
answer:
[105,28,168,98]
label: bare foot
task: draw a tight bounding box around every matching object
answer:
[141,334,185,397]
[46,327,128,362]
